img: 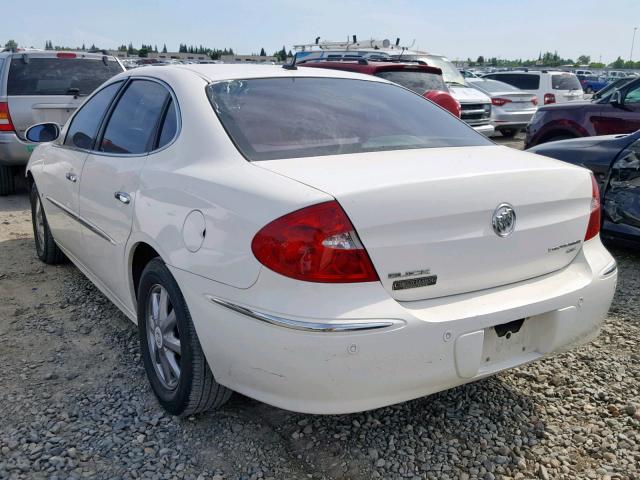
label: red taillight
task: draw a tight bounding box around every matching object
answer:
[492,97,511,106]
[251,201,379,283]
[57,52,77,58]
[0,102,14,132]
[531,97,538,106]
[544,93,556,105]
[584,174,601,241]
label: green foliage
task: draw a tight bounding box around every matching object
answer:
[476,55,485,64]
[577,54,591,65]
[162,43,167,53]
[4,39,17,50]
[260,47,266,56]
[139,47,148,58]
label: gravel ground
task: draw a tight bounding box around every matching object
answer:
[1,145,638,480]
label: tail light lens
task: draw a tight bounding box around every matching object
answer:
[531,97,538,106]
[252,201,379,283]
[584,174,601,241]
[56,52,77,58]
[492,97,511,106]
[544,93,556,105]
[0,102,14,132]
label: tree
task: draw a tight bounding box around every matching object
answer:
[4,39,17,50]
[259,47,266,56]
[154,44,158,53]
[476,55,485,64]
[577,54,591,65]
[139,47,148,58]
[82,43,86,51]
[127,42,135,55]
[162,43,167,53]
[611,56,625,69]
[44,40,53,50]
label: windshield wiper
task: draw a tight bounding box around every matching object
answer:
[67,87,81,98]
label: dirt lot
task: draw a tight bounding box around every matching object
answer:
[1,137,639,480]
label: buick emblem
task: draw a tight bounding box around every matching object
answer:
[492,203,516,237]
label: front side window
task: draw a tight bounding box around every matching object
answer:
[100,80,169,154]
[64,81,123,150]
[624,84,640,104]
[7,57,123,96]
[207,77,491,162]
[374,70,447,94]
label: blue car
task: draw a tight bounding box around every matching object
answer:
[578,75,610,94]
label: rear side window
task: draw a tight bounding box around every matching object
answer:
[552,74,582,91]
[7,57,123,96]
[64,81,123,150]
[207,77,491,162]
[489,74,540,90]
[374,70,446,94]
[100,80,169,154]
[157,100,178,149]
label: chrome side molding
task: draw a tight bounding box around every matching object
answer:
[600,260,617,277]
[206,296,404,332]
[45,196,116,244]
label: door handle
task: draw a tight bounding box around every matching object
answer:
[65,172,77,183]
[114,191,131,205]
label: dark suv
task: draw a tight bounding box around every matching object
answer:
[525,76,640,149]
[298,60,461,117]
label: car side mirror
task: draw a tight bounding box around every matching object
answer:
[610,91,623,107]
[25,123,60,143]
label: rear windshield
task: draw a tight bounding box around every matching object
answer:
[207,77,491,161]
[552,74,582,91]
[7,57,123,96]
[472,79,520,93]
[487,74,540,90]
[374,70,446,94]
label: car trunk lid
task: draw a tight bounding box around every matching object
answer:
[257,145,592,301]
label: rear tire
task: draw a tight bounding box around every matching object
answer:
[500,128,519,138]
[0,165,15,196]
[138,258,232,416]
[30,182,67,264]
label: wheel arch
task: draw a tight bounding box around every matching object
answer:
[128,240,164,307]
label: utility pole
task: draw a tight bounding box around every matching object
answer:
[631,26,638,62]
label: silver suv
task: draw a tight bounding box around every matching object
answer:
[0,49,124,195]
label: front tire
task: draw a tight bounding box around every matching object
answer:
[0,165,15,196]
[30,182,67,264]
[138,258,231,416]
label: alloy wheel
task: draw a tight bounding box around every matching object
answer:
[146,284,182,390]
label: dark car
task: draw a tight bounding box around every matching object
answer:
[298,59,461,117]
[529,131,640,245]
[524,76,640,149]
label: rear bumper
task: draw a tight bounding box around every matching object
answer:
[492,111,535,130]
[471,124,495,136]
[171,237,616,414]
[0,132,33,166]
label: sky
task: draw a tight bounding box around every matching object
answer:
[7,0,640,64]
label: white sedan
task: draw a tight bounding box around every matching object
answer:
[25,65,617,416]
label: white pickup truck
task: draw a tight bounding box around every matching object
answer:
[395,52,494,136]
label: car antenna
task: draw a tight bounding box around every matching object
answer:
[282,52,298,70]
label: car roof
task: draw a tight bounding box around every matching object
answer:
[115,63,393,84]
[0,49,119,60]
